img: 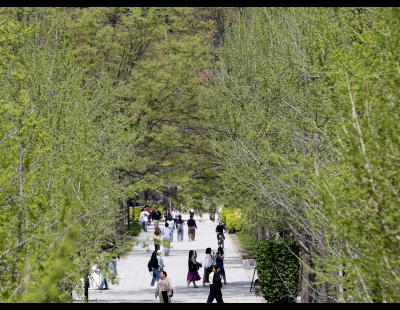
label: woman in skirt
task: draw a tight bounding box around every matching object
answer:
[187,250,201,287]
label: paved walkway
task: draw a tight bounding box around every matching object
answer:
[83,214,265,303]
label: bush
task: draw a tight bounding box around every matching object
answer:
[256,240,300,303]
[220,208,247,232]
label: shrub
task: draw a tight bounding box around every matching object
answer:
[256,240,300,303]
[220,208,247,232]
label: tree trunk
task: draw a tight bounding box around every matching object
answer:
[256,225,265,241]
[300,242,312,303]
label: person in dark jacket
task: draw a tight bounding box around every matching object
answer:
[151,208,162,228]
[215,221,227,241]
[148,251,160,288]
[187,216,197,241]
[187,250,201,287]
[207,265,224,303]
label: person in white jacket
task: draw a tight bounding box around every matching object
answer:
[203,247,215,286]
[139,208,149,232]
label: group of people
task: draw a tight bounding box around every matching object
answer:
[145,207,228,304]
[147,249,173,303]
[145,207,200,257]
[147,246,227,303]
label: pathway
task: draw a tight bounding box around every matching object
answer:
[82,213,265,303]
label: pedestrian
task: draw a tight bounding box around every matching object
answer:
[176,215,184,242]
[139,208,148,232]
[148,251,160,288]
[157,249,165,271]
[187,250,201,288]
[187,215,197,242]
[216,247,227,285]
[214,211,219,223]
[167,214,175,241]
[144,207,150,228]
[171,208,178,226]
[203,248,215,286]
[207,265,224,303]
[163,209,171,224]
[98,265,109,290]
[97,252,110,290]
[151,207,162,229]
[162,222,173,256]
[145,205,151,224]
[108,256,118,284]
[154,226,162,252]
[155,270,173,303]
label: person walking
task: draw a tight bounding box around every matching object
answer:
[171,208,178,227]
[166,214,175,242]
[98,266,109,290]
[154,226,162,252]
[207,265,224,303]
[187,250,201,288]
[176,215,184,242]
[162,222,173,256]
[157,249,165,271]
[148,251,160,288]
[203,248,215,286]
[215,247,227,285]
[97,253,109,290]
[155,270,173,303]
[108,256,118,284]
[151,207,162,229]
[139,208,149,232]
[187,215,197,242]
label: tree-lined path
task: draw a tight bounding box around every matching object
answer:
[84,214,265,303]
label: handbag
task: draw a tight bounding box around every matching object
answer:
[169,289,174,297]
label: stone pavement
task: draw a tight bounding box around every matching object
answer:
[83,213,265,303]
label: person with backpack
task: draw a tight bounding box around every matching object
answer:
[176,215,184,242]
[207,265,224,303]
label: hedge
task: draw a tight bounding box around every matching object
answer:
[256,240,300,303]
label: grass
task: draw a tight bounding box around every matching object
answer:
[236,230,258,258]
[113,223,142,258]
